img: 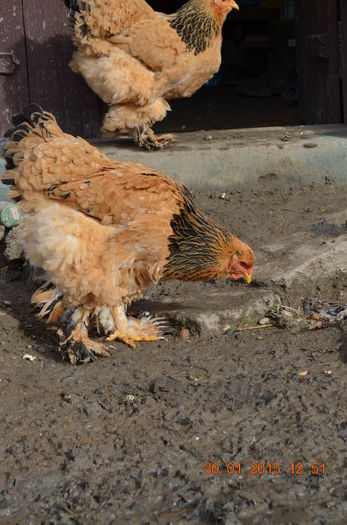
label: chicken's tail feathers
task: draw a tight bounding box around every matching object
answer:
[1,104,64,202]
[3,104,62,175]
[63,0,90,37]
[31,284,65,324]
[63,0,83,13]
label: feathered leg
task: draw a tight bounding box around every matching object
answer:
[106,305,165,348]
[101,100,175,150]
[57,307,110,364]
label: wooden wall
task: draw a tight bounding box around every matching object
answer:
[0,0,102,137]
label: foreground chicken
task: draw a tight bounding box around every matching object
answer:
[3,105,254,364]
[64,0,239,149]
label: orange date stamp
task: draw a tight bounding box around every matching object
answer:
[203,461,326,477]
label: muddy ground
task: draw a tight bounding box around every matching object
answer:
[0,184,346,525]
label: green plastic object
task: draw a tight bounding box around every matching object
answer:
[0,202,20,228]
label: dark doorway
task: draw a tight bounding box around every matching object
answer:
[295,0,343,124]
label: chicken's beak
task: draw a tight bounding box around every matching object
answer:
[243,272,252,285]
[231,1,240,11]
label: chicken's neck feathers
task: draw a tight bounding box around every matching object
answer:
[162,188,235,281]
[168,0,221,56]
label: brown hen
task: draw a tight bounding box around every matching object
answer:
[63,0,239,149]
[2,105,254,364]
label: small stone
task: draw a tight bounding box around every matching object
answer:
[324,370,332,375]
[61,392,72,403]
[258,317,270,325]
[3,300,11,306]
[180,328,190,341]
[223,324,231,333]
[205,135,212,141]
[220,193,226,200]
[298,370,308,377]
[4,227,23,261]
[0,225,5,241]
[303,142,318,148]
[0,203,20,228]
[282,310,294,320]
[125,394,135,403]
[23,354,36,362]
[188,375,199,385]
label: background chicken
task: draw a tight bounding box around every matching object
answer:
[3,104,254,364]
[63,0,239,149]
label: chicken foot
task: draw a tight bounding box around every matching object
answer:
[57,307,110,364]
[106,306,166,348]
[133,125,175,151]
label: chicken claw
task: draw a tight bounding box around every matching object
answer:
[107,330,160,348]
[134,126,176,151]
[57,308,110,364]
[107,330,137,348]
[106,306,165,348]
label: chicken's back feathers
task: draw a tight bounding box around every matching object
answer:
[65,0,155,41]
[65,0,223,68]
[3,105,185,227]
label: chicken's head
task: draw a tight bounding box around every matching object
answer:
[228,239,255,284]
[211,0,239,20]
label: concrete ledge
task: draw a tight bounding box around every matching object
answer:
[132,285,281,336]
[95,125,347,189]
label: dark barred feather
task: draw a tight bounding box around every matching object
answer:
[163,187,233,281]
[3,104,53,172]
[63,0,89,36]
[169,0,221,55]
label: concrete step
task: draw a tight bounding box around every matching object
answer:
[96,125,347,189]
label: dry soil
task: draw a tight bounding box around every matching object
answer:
[0,184,346,525]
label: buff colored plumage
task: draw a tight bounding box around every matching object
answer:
[64,0,239,149]
[2,105,254,363]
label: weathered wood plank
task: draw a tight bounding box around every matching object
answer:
[22,0,102,137]
[0,0,29,136]
[295,0,341,123]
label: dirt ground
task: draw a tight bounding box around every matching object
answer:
[0,184,346,525]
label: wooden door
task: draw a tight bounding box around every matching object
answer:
[0,1,29,135]
[0,0,103,137]
[295,0,342,123]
